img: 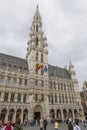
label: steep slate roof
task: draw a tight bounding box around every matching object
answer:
[0,53,28,73]
[0,53,71,79]
[48,64,71,79]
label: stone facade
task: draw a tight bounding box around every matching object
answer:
[0,6,84,123]
[80,81,87,119]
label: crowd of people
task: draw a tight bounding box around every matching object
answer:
[0,117,86,130]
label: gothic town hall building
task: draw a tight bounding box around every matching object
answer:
[0,6,84,123]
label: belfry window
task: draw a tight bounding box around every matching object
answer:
[36,52,38,61]
[41,54,43,63]
[36,37,38,46]
[36,25,38,32]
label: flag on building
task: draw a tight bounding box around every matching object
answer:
[44,65,48,72]
[36,64,43,70]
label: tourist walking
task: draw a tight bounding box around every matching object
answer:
[54,119,58,130]
[68,120,73,130]
[73,120,81,130]
[43,119,47,130]
[4,121,14,130]
[40,118,44,130]
[13,119,23,130]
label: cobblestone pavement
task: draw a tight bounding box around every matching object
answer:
[23,123,86,130]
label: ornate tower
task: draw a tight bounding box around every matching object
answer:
[26,6,49,118]
[26,5,48,75]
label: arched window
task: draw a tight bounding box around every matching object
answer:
[36,52,38,61]
[41,54,43,63]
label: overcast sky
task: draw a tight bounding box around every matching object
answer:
[0,0,87,90]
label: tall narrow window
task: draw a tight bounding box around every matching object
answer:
[36,25,38,32]
[0,73,5,83]
[59,93,61,103]
[62,94,64,103]
[55,94,57,103]
[36,52,38,61]
[41,69,44,75]
[19,78,23,85]
[41,95,44,101]
[41,54,43,63]
[4,93,8,102]
[10,93,14,102]
[36,37,38,46]
[17,94,21,102]
[13,77,17,84]
[35,94,38,101]
[7,74,11,84]
[35,68,38,74]
[24,79,27,86]
[23,94,27,103]
[41,80,44,87]
[35,79,38,86]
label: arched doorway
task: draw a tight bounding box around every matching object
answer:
[9,109,14,123]
[57,109,61,119]
[16,109,21,121]
[69,109,73,118]
[0,109,7,122]
[63,109,67,119]
[33,105,42,120]
[74,109,78,119]
[50,109,55,120]
[23,109,28,122]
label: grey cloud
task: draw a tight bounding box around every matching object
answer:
[0,0,87,90]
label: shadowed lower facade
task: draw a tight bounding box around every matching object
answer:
[0,6,84,123]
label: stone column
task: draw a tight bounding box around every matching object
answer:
[72,110,75,120]
[21,109,24,123]
[5,109,9,122]
[8,93,11,102]
[55,110,57,119]
[0,92,4,102]
[61,109,64,121]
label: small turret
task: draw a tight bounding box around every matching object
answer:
[69,61,76,79]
